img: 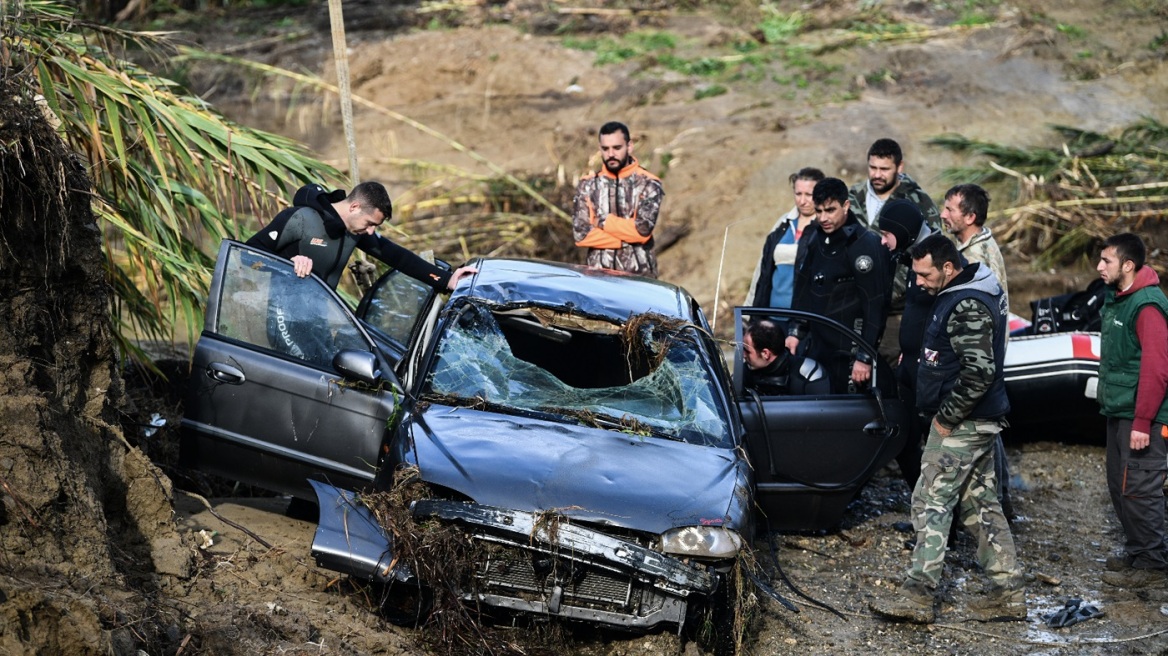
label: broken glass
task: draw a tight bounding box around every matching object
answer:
[424,303,732,448]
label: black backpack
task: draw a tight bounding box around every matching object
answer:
[1028,278,1107,334]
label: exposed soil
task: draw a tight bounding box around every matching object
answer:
[5,1,1168,655]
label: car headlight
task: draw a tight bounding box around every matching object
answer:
[660,526,743,559]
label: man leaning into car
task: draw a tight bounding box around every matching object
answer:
[245,181,476,360]
[247,181,475,291]
[742,319,830,396]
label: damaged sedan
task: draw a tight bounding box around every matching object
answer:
[181,242,753,639]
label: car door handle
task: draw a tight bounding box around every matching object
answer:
[207,362,245,384]
[863,420,887,437]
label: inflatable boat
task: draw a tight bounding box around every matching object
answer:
[1002,280,1106,430]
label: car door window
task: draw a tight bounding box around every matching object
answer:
[215,246,369,369]
[358,265,444,354]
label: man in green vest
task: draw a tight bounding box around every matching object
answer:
[1097,232,1168,588]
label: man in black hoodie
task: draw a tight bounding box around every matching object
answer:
[877,199,933,489]
[246,181,476,291]
[786,178,889,392]
[245,182,475,363]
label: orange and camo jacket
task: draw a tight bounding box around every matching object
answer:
[571,157,663,250]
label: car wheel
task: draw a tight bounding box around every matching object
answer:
[688,571,739,656]
[379,580,434,627]
[993,434,1015,522]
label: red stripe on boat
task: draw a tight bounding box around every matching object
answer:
[1072,333,1098,360]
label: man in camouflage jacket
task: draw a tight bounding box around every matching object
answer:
[847,138,940,230]
[942,183,1009,311]
[870,234,1025,625]
[572,121,664,278]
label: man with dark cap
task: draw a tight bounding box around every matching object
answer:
[877,199,934,489]
[786,178,889,391]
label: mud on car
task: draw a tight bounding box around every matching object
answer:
[180,241,909,641]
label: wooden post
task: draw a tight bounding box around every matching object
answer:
[327,0,360,186]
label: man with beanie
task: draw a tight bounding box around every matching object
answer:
[1096,233,1168,588]
[877,199,933,490]
[786,178,889,391]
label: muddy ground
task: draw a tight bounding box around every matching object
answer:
[158,436,1168,655]
[6,0,1168,654]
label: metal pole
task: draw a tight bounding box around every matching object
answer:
[711,217,753,332]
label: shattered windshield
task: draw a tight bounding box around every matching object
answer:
[423,302,732,448]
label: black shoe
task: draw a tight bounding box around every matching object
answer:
[1102,567,1168,588]
[1104,554,1133,572]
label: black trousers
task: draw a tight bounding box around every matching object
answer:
[1105,417,1168,569]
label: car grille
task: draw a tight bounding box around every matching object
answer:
[473,540,676,618]
[482,548,628,608]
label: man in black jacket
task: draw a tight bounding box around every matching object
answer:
[786,178,889,392]
[245,181,475,363]
[246,181,475,291]
[743,319,831,396]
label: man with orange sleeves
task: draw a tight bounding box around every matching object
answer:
[572,121,664,278]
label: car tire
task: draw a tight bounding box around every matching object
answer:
[379,580,434,627]
[688,571,739,656]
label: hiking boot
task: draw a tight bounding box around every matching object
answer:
[1102,567,1168,589]
[1104,554,1133,572]
[869,580,936,624]
[966,587,1027,622]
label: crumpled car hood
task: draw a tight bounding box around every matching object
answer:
[405,404,749,535]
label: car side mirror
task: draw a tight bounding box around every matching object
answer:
[333,349,386,386]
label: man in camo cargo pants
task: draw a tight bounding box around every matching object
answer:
[870,234,1025,624]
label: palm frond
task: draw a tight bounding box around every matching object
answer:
[4,0,344,362]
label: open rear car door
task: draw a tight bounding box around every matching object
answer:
[732,307,907,531]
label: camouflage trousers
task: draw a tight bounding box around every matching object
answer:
[906,418,1021,590]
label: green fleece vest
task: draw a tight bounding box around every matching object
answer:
[1098,284,1168,421]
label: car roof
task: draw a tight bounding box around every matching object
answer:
[454,258,699,324]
